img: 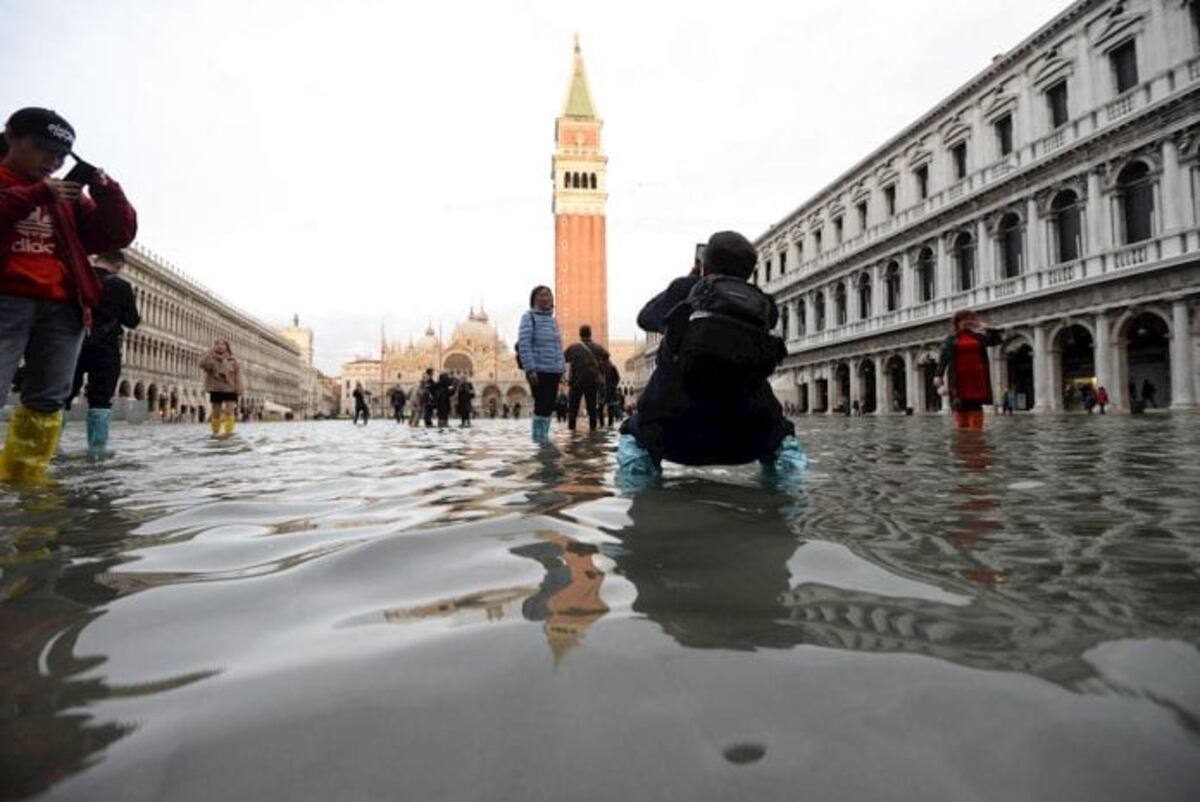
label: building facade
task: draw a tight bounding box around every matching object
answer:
[99,245,306,422]
[553,36,610,348]
[339,309,534,418]
[755,0,1200,415]
[277,317,340,418]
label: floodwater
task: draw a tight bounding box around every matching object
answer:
[2,414,1199,802]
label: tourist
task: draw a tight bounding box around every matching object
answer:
[617,231,803,479]
[517,285,564,443]
[408,379,424,426]
[933,309,1005,430]
[1096,385,1109,414]
[0,107,138,482]
[1081,385,1096,414]
[200,340,244,437]
[564,323,607,432]
[351,381,369,426]
[602,356,622,426]
[388,379,406,423]
[501,402,510,419]
[1141,378,1157,408]
[1001,389,1014,415]
[456,377,474,427]
[433,371,453,428]
[65,251,140,455]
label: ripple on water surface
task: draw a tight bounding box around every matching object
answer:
[1,416,1198,802]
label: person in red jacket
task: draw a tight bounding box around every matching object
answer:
[0,107,137,482]
[934,309,1005,430]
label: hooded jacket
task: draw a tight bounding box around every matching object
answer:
[0,166,138,325]
[200,349,244,394]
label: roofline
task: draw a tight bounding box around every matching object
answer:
[755,0,1099,247]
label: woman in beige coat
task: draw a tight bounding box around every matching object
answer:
[200,339,244,436]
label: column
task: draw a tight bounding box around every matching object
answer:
[904,349,919,413]
[936,235,950,302]
[1094,310,1114,407]
[1033,324,1051,412]
[1026,197,1045,274]
[825,290,836,332]
[1171,300,1195,408]
[874,355,888,414]
[1086,169,1106,256]
[849,361,861,412]
[900,252,914,308]
[976,218,994,286]
[1161,137,1184,234]
[872,263,886,317]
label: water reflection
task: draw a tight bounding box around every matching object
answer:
[0,417,1197,800]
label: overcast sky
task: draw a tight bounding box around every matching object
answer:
[1,0,1067,375]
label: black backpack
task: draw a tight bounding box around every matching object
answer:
[665,275,785,389]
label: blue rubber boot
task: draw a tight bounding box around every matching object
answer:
[532,414,552,443]
[615,433,661,493]
[760,435,808,477]
[86,408,113,456]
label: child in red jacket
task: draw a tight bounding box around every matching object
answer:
[0,107,137,482]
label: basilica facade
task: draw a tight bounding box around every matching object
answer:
[340,308,532,417]
[755,0,1200,414]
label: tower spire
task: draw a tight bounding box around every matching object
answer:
[562,35,597,119]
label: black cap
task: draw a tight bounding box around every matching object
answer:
[703,231,757,279]
[6,107,76,155]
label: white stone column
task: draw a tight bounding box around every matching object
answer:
[1171,300,1195,407]
[904,350,918,412]
[900,252,914,308]
[976,218,993,286]
[1161,137,1184,233]
[874,355,888,414]
[849,361,862,412]
[1026,197,1045,274]
[1033,324,1051,412]
[936,236,949,301]
[872,263,885,317]
[1094,310,1114,407]
[1086,169,1106,256]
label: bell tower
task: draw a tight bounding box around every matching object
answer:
[552,35,608,347]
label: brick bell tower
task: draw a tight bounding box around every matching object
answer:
[552,34,608,348]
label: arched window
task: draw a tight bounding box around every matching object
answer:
[563,173,570,188]
[780,304,790,338]
[999,213,1023,278]
[885,261,901,312]
[954,232,975,291]
[1051,190,1082,262]
[917,247,936,302]
[814,292,826,331]
[1117,162,1153,244]
[797,302,807,335]
[590,173,597,189]
[834,283,848,326]
[857,273,872,319]
[571,172,580,189]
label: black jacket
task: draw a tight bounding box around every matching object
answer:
[622,275,793,466]
[86,268,140,348]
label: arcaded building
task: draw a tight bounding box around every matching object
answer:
[755,0,1199,414]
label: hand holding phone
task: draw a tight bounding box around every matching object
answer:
[63,158,98,187]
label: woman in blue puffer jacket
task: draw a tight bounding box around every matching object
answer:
[517,285,565,442]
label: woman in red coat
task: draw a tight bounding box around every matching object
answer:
[934,309,1005,429]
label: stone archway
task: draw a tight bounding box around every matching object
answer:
[480,384,501,417]
[505,385,529,417]
[814,377,829,413]
[857,359,877,414]
[146,383,158,412]
[118,380,131,398]
[1120,311,1171,408]
[443,352,473,379]
[1053,324,1095,410]
[919,358,942,412]
[1003,339,1035,411]
[833,363,851,414]
[134,381,145,401]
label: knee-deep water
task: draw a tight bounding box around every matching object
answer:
[2,414,1198,801]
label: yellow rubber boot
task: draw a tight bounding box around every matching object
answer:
[223,412,235,436]
[210,413,222,436]
[0,405,65,484]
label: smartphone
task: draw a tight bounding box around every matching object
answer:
[694,242,706,264]
[64,159,98,186]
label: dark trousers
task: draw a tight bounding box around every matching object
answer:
[568,383,598,430]
[392,404,404,422]
[68,341,121,410]
[353,403,369,424]
[530,372,561,417]
[424,403,434,427]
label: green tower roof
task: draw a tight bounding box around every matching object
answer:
[562,35,597,119]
